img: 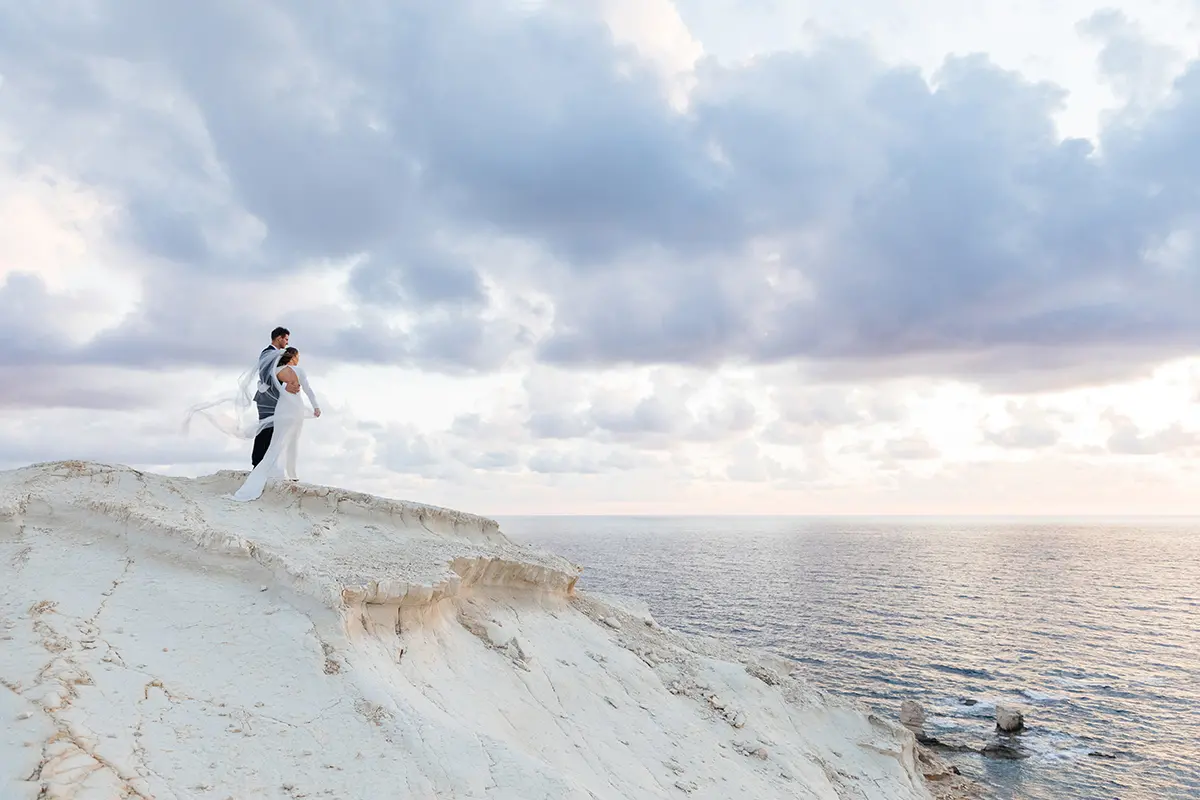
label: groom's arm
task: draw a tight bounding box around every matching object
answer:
[276,365,301,394]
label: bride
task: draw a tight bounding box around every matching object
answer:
[186,346,322,501]
[231,346,321,500]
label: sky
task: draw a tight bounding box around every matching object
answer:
[3,0,1200,515]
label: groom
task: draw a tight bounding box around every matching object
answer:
[252,326,301,467]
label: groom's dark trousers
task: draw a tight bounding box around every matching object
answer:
[251,410,273,467]
[251,345,277,467]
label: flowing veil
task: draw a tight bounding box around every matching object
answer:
[183,348,285,440]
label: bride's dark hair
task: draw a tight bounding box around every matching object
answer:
[277,347,299,367]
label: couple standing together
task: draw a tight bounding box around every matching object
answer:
[233,326,322,501]
[186,326,324,502]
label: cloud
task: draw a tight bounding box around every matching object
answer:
[1077,10,1184,109]
[0,266,524,377]
[0,366,180,411]
[723,441,801,483]
[0,274,78,367]
[375,425,445,477]
[4,1,1199,387]
[527,448,649,475]
[1104,411,1199,454]
[882,436,941,462]
[774,384,905,428]
[590,394,685,437]
[350,247,485,308]
[523,40,1200,383]
[763,383,908,447]
[8,0,1200,514]
[0,410,233,470]
[690,396,758,441]
[372,408,661,479]
[519,367,764,448]
[528,411,596,440]
[984,401,1067,449]
[458,449,522,471]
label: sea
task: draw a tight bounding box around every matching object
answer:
[499,516,1200,800]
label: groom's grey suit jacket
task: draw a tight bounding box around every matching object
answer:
[254,345,279,418]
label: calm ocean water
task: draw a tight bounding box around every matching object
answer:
[499,516,1200,800]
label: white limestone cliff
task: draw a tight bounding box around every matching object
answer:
[1,461,958,799]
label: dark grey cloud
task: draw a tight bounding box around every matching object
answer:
[0,269,522,378]
[535,44,1200,383]
[537,266,754,367]
[349,248,485,308]
[733,52,1199,375]
[0,270,349,373]
[0,274,75,367]
[406,313,531,372]
[368,4,741,265]
[0,1,473,372]
[3,1,1199,387]
[124,197,211,265]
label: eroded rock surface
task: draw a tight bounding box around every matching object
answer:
[1,461,967,799]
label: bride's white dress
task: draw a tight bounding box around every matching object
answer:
[229,365,320,502]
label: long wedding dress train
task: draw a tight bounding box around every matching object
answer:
[229,365,319,502]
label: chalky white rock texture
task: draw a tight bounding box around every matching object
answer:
[1,461,939,799]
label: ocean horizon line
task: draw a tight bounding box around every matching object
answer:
[492,512,1200,521]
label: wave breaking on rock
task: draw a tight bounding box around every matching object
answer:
[0,461,971,799]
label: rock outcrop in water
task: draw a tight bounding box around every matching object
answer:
[900,700,927,733]
[1,461,973,799]
[995,706,1025,733]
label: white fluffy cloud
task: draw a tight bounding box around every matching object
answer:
[3,0,1200,513]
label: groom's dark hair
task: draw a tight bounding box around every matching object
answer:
[270,326,290,340]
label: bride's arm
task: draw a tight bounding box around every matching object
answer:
[297,367,321,415]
